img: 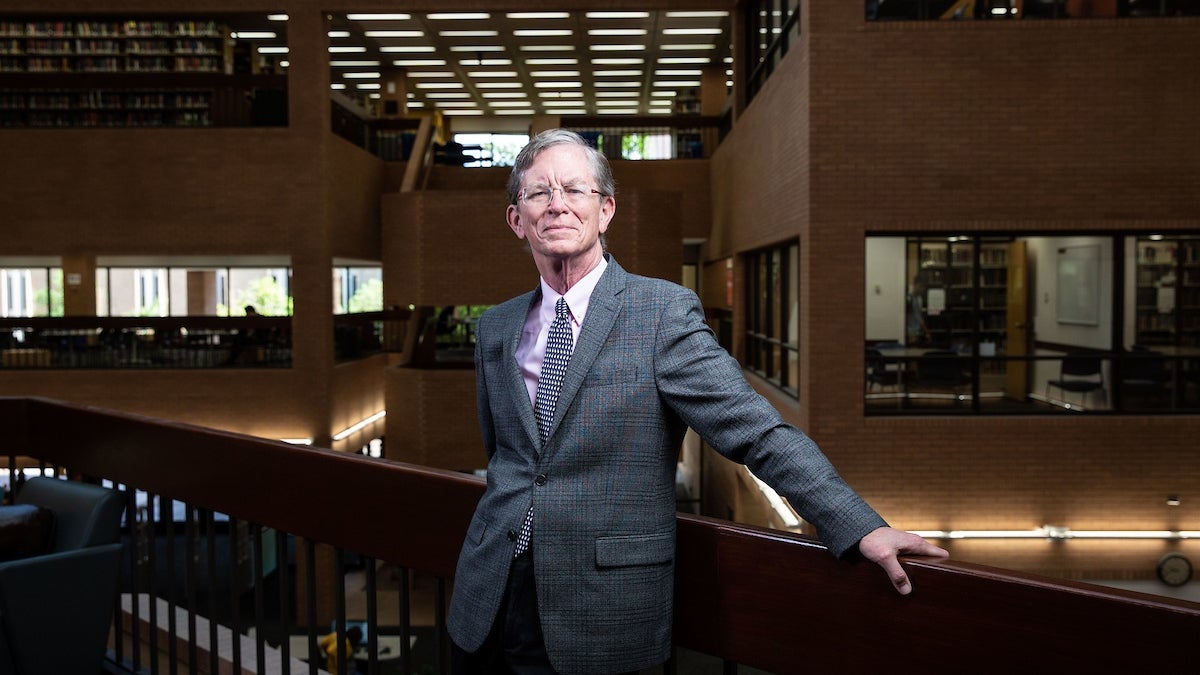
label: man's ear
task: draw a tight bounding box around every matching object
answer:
[506,204,526,239]
[598,195,615,234]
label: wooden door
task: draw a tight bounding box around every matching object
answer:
[1005,240,1030,400]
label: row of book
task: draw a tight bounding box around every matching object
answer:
[9,55,222,73]
[11,39,223,55]
[0,21,223,39]
[1,91,211,110]
[0,110,212,127]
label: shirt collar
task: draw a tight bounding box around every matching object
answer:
[539,256,608,327]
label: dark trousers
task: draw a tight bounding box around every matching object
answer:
[450,548,641,675]
[451,548,556,675]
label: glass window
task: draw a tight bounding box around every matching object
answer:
[333,265,383,314]
[745,241,799,397]
[865,233,1200,414]
[0,267,63,317]
[97,264,292,317]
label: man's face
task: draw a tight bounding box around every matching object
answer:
[507,144,614,264]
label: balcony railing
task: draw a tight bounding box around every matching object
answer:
[1,396,1196,673]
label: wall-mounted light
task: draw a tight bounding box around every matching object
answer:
[1167,495,1182,507]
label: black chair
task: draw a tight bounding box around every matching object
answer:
[865,347,904,392]
[0,477,126,675]
[1046,354,1106,408]
[1121,347,1172,408]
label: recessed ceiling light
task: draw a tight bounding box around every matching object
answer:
[526,58,577,65]
[355,83,381,90]
[331,60,380,67]
[663,28,723,36]
[666,11,730,18]
[364,30,424,38]
[533,81,582,88]
[513,29,573,37]
[458,58,512,66]
[329,46,366,53]
[380,46,436,53]
[328,30,350,38]
[406,71,455,78]
[424,93,471,99]
[587,29,646,36]
[520,45,575,52]
[233,31,276,39]
[258,46,289,54]
[660,44,716,50]
[440,30,498,37]
[329,83,345,90]
[538,91,582,98]
[594,81,640,88]
[496,109,536,115]
[542,99,584,106]
[595,91,638,98]
[268,14,288,21]
[433,101,477,107]
[591,58,644,65]
[391,59,445,67]
[653,80,701,87]
[449,45,505,52]
[597,108,639,114]
[427,13,491,20]
[658,57,709,65]
[414,82,465,89]
[475,82,523,89]
[467,71,518,78]
[442,110,484,116]
[506,12,569,19]
[343,72,381,79]
[481,92,527,99]
[589,45,646,52]
[655,69,702,76]
[488,101,532,107]
[529,70,580,78]
[347,14,411,20]
[648,108,672,114]
[596,100,639,106]
[593,70,643,77]
[586,12,649,19]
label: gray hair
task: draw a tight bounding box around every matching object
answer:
[506,129,616,205]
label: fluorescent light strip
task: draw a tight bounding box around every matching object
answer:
[459,58,511,66]
[655,69,702,76]
[233,31,276,39]
[434,101,477,108]
[910,528,1200,540]
[520,45,574,52]
[442,110,484,116]
[391,59,445,66]
[381,46,436,53]
[514,29,573,37]
[506,12,569,19]
[440,30,498,37]
[526,58,577,65]
[328,30,350,38]
[658,57,709,64]
[414,82,464,89]
[538,91,582,98]
[586,11,649,19]
[593,70,642,77]
[653,80,701,87]
[449,45,505,52]
[343,72,380,79]
[428,13,490,20]
[424,93,471,99]
[406,71,455,78]
[475,82,522,89]
[596,100,638,106]
[590,44,646,52]
[529,70,580,78]
[331,60,380,67]
[481,92,527,99]
[347,13,411,20]
[533,81,582,88]
[598,108,639,114]
[664,28,723,35]
[268,14,288,21]
[489,101,533,107]
[364,30,424,38]
[588,29,646,36]
[467,71,518,78]
[329,46,367,53]
[595,91,639,98]
[333,411,386,441]
[496,109,536,115]
[258,46,288,54]
[666,11,730,18]
[594,81,640,88]
[661,43,716,50]
[592,58,644,65]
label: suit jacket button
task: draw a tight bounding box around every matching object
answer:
[507,530,517,541]
[534,473,547,486]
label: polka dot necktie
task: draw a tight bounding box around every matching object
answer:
[514,297,573,557]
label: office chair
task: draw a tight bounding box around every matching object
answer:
[1046,354,1106,408]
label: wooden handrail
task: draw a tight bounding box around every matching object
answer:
[1,396,1196,671]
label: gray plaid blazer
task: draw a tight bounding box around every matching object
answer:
[448,256,885,674]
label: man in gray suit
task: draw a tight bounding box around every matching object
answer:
[448,129,948,674]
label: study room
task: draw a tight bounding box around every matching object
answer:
[864,233,1200,414]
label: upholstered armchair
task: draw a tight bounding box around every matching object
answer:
[0,477,126,675]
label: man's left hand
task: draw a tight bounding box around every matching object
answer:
[858,527,949,595]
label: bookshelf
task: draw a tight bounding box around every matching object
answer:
[0,17,281,128]
[1134,236,1200,347]
[913,237,1009,353]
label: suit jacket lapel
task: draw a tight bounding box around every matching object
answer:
[502,288,542,449]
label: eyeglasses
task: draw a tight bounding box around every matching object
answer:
[518,185,604,208]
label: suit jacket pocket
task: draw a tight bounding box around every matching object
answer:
[467,515,489,546]
[595,531,675,568]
